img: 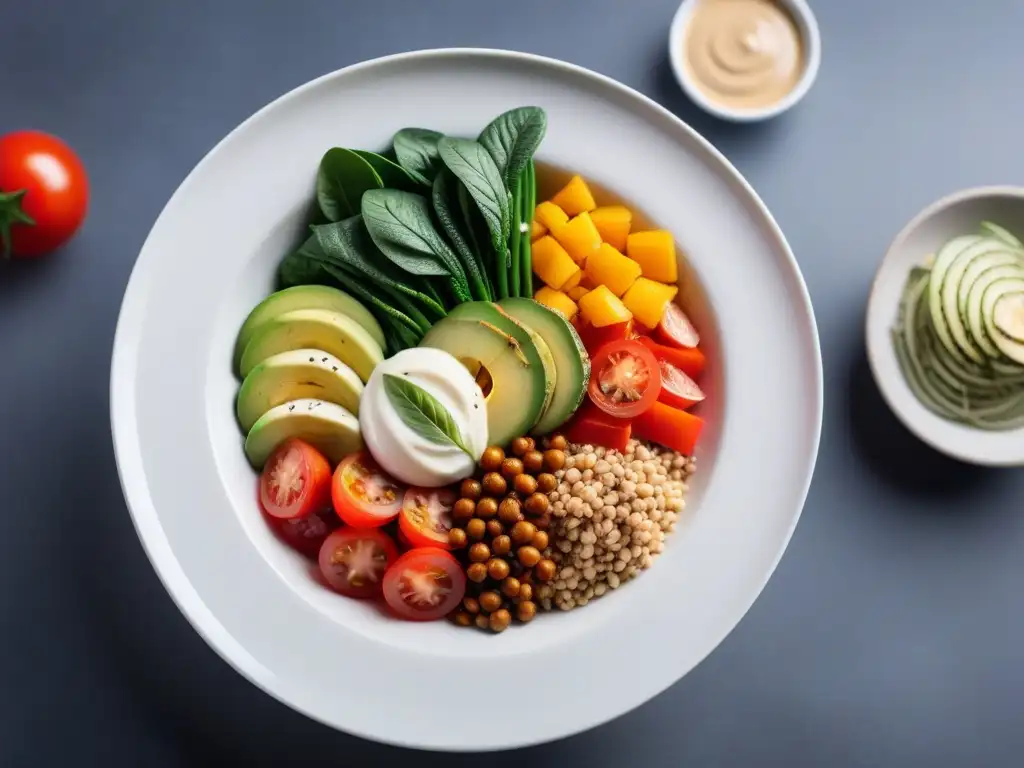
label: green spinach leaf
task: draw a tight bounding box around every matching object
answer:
[393,128,443,185]
[432,170,491,301]
[382,373,473,457]
[478,106,547,188]
[316,148,382,222]
[354,150,420,192]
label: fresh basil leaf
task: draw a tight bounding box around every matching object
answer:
[354,150,420,192]
[382,373,473,457]
[316,148,383,222]
[478,106,547,188]
[393,128,443,186]
[438,137,511,262]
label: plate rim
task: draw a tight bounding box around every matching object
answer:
[110,47,824,749]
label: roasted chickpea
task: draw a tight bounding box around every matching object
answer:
[452,610,473,627]
[516,583,534,603]
[485,519,503,538]
[463,596,481,614]
[468,542,491,563]
[487,558,511,581]
[536,473,558,494]
[467,562,488,583]
[534,513,552,531]
[547,434,568,451]
[500,457,524,479]
[513,473,538,497]
[522,450,545,474]
[479,446,505,472]
[543,449,566,472]
[498,496,522,524]
[475,613,490,630]
[510,436,531,457]
[531,530,549,550]
[453,498,476,521]
[466,518,486,541]
[524,492,550,517]
[475,497,498,520]
[482,472,507,497]
[448,528,468,549]
[518,545,542,567]
[501,576,521,598]
[489,608,512,633]
[516,600,537,623]
[535,558,556,582]
[479,590,503,613]
[511,520,537,545]
[460,478,482,501]
[492,534,512,556]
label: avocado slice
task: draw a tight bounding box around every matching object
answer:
[238,308,384,382]
[420,314,547,448]
[234,285,385,373]
[498,298,590,435]
[447,302,557,417]
[236,348,364,433]
[244,398,362,468]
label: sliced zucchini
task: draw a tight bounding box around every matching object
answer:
[993,292,1024,343]
[980,220,1024,249]
[966,263,1024,360]
[981,278,1024,365]
[928,235,982,361]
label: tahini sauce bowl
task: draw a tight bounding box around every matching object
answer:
[669,0,822,122]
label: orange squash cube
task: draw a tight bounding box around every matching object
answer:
[590,205,632,251]
[531,235,581,291]
[566,285,590,302]
[621,277,678,329]
[534,287,579,321]
[530,219,546,241]
[578,285,633,328]
[626,230,678,284]
[584,242,642,297]
[534,201,569,232]
[553,211,602,265]
[550,175,597,217]
[562,269,583,292]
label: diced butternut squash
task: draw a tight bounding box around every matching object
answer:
[531,235,580,290]
[584,242,642,297]
[578,285,632,328]
[530,219,547,241]
[553,212,601,265]
[534,201,569,232]
[567,285,590,302]
[550,175,597,216]
[534,286,579,322]
[621,277,678,329]
[626,230,678,284]
[562,269,582,291]
[590,205,633,251]
[579,273,597,290]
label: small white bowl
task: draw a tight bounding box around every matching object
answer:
[866,186,1024,467]
[669,0,822,122]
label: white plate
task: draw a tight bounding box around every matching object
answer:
[111,49,822,750]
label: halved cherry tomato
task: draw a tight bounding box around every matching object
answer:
[655,303,700,349]
[658,360,706,411]
[566,402,632,453]
[578,319,631,356]
[332,453,404,528]
[382,548,466,621]
[273,508,339,558]
[319,527,399,599]
[636,336,706,379]
[587,339,661,419]
[399,488,456,549]
[259,439,332,520]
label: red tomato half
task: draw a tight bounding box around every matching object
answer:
[658,360,706,411]
[587,339,662,419]
[655,303,700,349]
[259,439,332,520]
[399,488,456,549]
[318,527,399,599]
[331,453,404,528]
[274,508,339,558]
[382,549,466,621]
[0,131,89,258]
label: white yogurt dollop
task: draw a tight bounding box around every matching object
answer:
[360,348,487,487]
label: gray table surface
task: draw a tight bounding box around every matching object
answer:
[3,0,1023,765]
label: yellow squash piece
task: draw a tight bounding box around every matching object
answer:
[566,285,590,302]
[584,243,642,297]
[534,201,569,232]
[532,235,582,290]
[621,277,678,329]
[534,287,579,322]
[590,205,632,251]
[578,285,632,328]
[530,219,547,241]
[553,211,602,265]
[551,175,597,216]
[626,230,678,284]
[562,269,583,292]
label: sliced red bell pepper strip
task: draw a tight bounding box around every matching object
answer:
[636,336,706,379]
[631,401,704,456]
[579,319,632,357]
[565,402,632,453]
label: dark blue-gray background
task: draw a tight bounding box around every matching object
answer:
[2,1,1023,765]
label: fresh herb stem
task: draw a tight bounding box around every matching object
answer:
[509,180,523,298]
[522,160,536,296]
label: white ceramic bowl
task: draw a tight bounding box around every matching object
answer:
[867,186,1024,466]
[111,49,823,750]
[668,0,821,122]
